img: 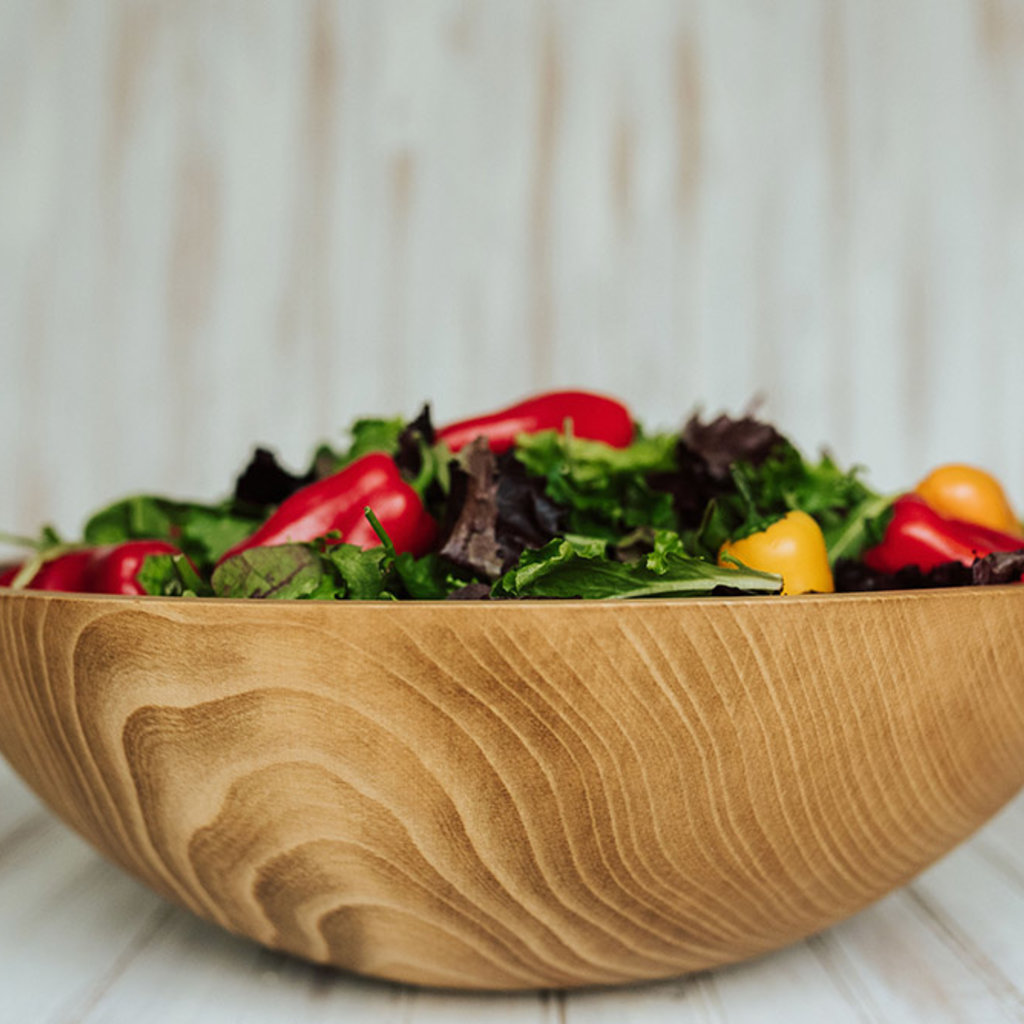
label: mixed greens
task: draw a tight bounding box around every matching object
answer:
[4,392,1023,600]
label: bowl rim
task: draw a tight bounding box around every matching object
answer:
[1,583,1022,611]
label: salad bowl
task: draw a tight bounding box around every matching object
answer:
[0,586,1023,990]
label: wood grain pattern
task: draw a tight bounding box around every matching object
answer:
[0,588,1022,990]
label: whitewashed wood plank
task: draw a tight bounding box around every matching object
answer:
[702,943,882,1024]
[403,990,552,1024]
[972,791,1024,894]
[72,910,413,1024]
[73,885,549,1024]
[563,976,724,1024]
[0,792,172,1024]
[563,943,872,1024]
[818,878,1024,1023]
[906,836,1024,997]
[0,759,41,825]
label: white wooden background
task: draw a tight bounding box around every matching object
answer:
[2,2,1024,1020]
[3,0,1024,545]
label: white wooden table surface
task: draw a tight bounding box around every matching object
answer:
[2,762,1022,1024]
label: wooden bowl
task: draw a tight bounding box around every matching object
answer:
[1,587,1023,990]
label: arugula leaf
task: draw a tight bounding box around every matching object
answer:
[365,508,479,599]
[390,552,466,600]
[292,418,407,483]
[694,443,886,563]
[493,535,781,600]
[824,493,893,563]
[84,496,261,570]
[323,544,389,599]
[137,554,213,598]
[84,496,177,544]
[513,430,678,540]
[738,445,875,523]
[644,529,690,573]
[175,506,266,566]
[339,418,405,466]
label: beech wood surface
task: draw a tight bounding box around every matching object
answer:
[0,588,1022,991]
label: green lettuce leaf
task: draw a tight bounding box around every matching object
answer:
[695,444,888,563]
[389,552,466,600]
[493,534,781,600]
[512,430,679,540]
[337,418,406,466]
[137,554,213,598]
[206,529,472,601]
[211,545,328,599]
[322,544,389,599]
[84,496,261,570]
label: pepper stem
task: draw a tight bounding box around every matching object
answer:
[0,531,42,550]
[0,528,62,551]
[6,542,89,590]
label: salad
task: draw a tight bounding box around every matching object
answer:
[2,390,1024,601]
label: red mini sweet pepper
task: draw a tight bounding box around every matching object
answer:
[217,451,437,564]
[0,550,93,592]
[863,495,1024,574]
[0,541,181,595]
[435,390,635,454]
[86,540,182,595]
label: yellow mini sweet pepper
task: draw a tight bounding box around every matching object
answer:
[914,463,1023,538]
[718,510,834,596]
